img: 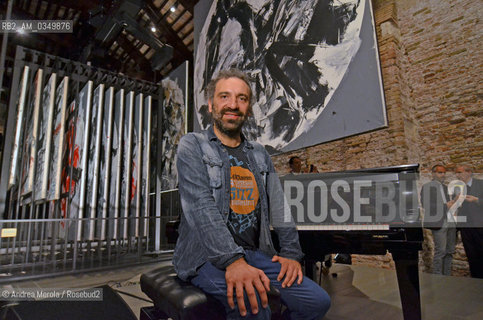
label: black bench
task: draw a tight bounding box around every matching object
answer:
[140,265,282,320]
[140,220,282,320]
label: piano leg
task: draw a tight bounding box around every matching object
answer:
[392,250,422,320]
[303,258,317,280]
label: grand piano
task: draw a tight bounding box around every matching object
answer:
[166,164,423,320]
[280,164,423,320]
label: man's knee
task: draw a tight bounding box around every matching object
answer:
[313,289,331,317]
[226,303,271,320]
[294,287,331,319]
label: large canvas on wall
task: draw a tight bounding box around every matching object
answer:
[193,0,387,154]
[161,61,188,191]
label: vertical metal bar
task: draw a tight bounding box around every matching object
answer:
[39,204,47,269]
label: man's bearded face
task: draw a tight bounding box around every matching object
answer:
[209,77,251,137]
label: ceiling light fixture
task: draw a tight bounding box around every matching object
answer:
[151,26,156,32]
[170,6,176,13]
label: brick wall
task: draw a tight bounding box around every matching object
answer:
[272,0,482,276]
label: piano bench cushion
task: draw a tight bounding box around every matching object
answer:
[140,265,225,320]
[140,265,282,320]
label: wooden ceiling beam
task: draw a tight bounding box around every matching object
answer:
[116,34,153,74]
[176,0,195,15]
[46,0,104,13]
[171,8,188,28]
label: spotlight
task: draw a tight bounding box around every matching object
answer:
[151,26,156,32]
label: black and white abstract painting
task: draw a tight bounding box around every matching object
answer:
[109,89,125,239]
[47,76,69,201]
[70,81,93,240]
[20,69,43,201]
[194,0,386,153]
[34,73,56,201]
[86,84,104,240]
[98,86,114,239]
[130,93,143,237]
[161,61,188,190]
[8,66,30,190]
[141,95,152,237]
[121,91,135,239]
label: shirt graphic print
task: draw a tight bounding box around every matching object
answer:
[225,144,261,249]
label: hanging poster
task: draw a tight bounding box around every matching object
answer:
[98,86,114,240]
[47,76,69,201]
[140,95,152,237]
[69,81,93,241]
[120,91,134,239]
[20,68,43,201]
[130,93,143,237]
[109,89,125,240]
[8,66,30,190]
[161,61,188,190]
[85,84,104,240]
[34,73,56,202]
[60,98,76,238]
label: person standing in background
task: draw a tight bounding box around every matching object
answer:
[421,165,458,275]
[455,165,483,278]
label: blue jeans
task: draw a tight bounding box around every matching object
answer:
[191,250,331,319]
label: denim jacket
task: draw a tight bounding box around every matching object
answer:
[173,127,304,280]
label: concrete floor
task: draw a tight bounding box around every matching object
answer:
[3,262,483,319]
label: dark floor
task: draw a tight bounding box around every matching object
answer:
[3,262,483,319]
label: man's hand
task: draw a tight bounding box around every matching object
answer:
[465,195,479,203]
[225,258,270,316]
[272,255,303,288]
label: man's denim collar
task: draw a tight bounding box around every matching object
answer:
[207,125,253,149]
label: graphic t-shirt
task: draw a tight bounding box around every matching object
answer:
[224,144,261,250]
